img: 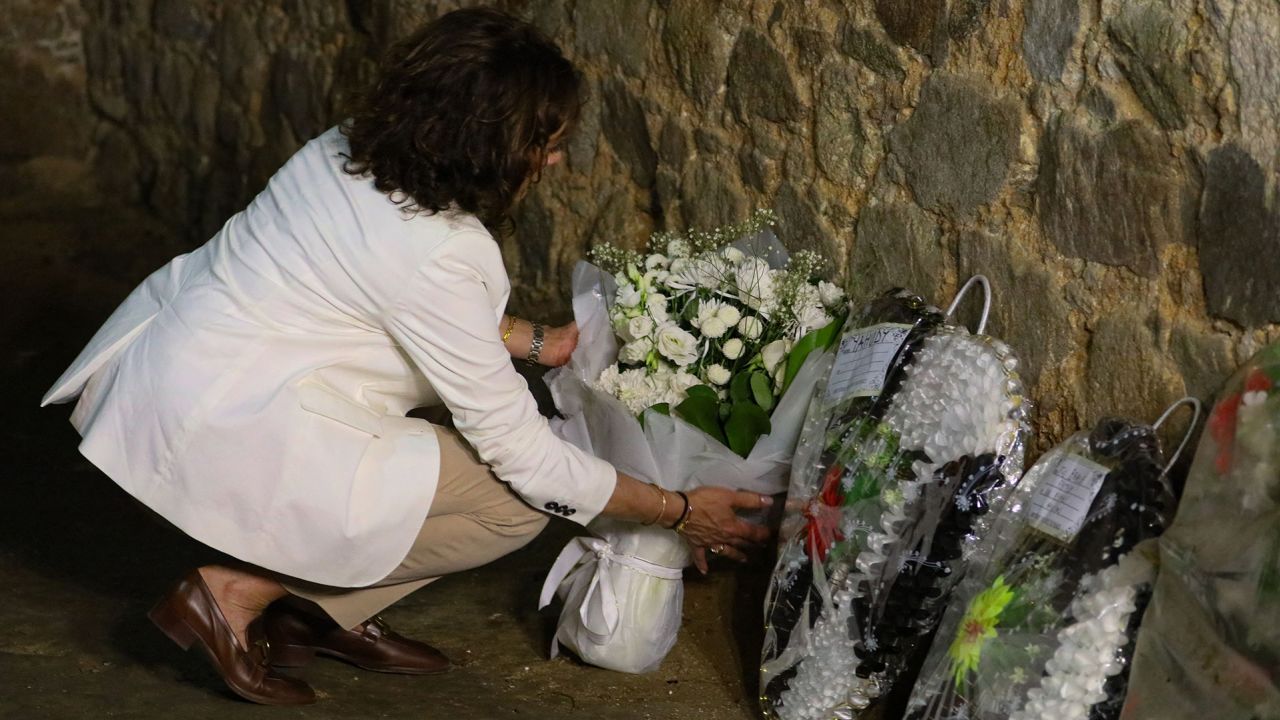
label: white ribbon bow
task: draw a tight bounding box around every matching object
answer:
[538,536,685,650]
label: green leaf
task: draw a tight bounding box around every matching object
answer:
[638,402,670,429]
[730,372,753,403]
[750,372,774,412]
[782,313,847,393]
[725,402,772,457]
[674,393,727,445]
[685,384,718,401]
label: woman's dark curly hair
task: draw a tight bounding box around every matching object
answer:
[342,8,580,229]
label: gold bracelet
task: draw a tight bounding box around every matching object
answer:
[501,316,518,343]
[645,484,667,526]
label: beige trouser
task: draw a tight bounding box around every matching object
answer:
[283,426,549,629]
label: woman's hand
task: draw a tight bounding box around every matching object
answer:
[680,487,773,574]
[501,317,578,367]
[537,321,578,368]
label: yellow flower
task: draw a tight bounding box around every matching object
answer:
[948,575,1016,687]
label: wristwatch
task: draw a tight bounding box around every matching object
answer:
[527,323,545,364]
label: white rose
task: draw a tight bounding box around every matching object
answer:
[645,253,670,271]
[625,315,655,341]
[701,316,729,338]
[693,299,725,329]
[716,304,742,327]
[655,323,700,366]
[722,246,747,264]
[619,337,654,365]
[738,315,764,340]
[705,364,732,386]
[616,283,642,308]
[761,339,790,374]
[646,293,670,323]
[721,338,744,360]
[818,281,845,308]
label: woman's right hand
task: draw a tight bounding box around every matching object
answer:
[679,487,773,573]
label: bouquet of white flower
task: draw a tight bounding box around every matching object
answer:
[539,210,846,673]
[589,210,847,455]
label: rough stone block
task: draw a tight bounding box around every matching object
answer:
[726,29,802,123]
[837,22,903,78]
[889,73,1020,217]
[1198,144,1280,327]
[574,0,649,78]
[1023,0,1080,82]
[601,78,657,189]
[1037,115,1194,277]
[662,0,731,106]
[815,60,867,185]
[851,198,946,301]
[1107,0,1195,130]
[875,0,948,62]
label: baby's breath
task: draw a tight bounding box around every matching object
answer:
[592,209,777,274]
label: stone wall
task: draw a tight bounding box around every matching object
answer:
[75,0,1280,450]
[1,0,94,211]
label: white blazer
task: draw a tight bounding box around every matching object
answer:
[42,127,616,587]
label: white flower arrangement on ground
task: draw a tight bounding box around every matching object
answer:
[590,209,846,456]
[539,210,849,675]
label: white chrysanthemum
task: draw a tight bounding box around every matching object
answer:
[616,283,642,308]
[796,303,832,335]
[701,316,729,339]
[818,280,845,308]
[717,304,742,327]
[615,368,658,414]
[761,339,790,374]
[693,299,726,329]
[722,338,745,360]
[706,364,732,385]
[735,257,777,310]
[644,253,670,271]
[646,293,670,324]
[722,246,747,264]
[623,315,655,341]
[619,337,653,365]
[738,315,764,340]
[792,284,822,312]
[655,323,699,366]
[594,364,622,394]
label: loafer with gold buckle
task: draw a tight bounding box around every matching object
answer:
[148,571,316,705]
[264,601,452,675]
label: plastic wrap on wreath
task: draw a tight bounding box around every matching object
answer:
[761,281,1030,720]
[903,409,1188,720]
[1123,343,1280,720]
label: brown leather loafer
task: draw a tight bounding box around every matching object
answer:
[148,571,316,705]
[264,602,452,675]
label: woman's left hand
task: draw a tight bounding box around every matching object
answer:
[537,321,578,367]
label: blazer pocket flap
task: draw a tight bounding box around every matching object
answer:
[298,381,384,437]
